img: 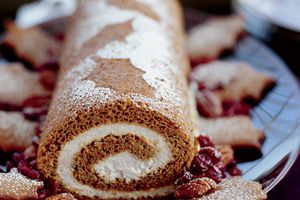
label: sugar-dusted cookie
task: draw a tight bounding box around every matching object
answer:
[188,16,245,66]
[0,110,37,151]
[198,116,264,149]
[191,61,275,102]
[0,63,50,106]
[0,168,43,200]
[198,177,267,200]
[0,21,60,68]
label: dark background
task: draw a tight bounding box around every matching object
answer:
[0,0,33,31]
[0,0,299,199]
[0,0,232,31]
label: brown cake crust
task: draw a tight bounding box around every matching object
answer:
[37,0,195,200]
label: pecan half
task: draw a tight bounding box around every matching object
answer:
[174,178,218,199]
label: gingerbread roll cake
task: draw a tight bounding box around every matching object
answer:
[37,0,195,199]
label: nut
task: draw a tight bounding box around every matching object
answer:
[174,177,218,199]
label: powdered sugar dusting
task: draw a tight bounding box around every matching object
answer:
[72,80,114,107]
[0,168,43,199]
[96,12,183,106]
[74,0,138,49]
[60,55,112,108]
[67,57,97,77]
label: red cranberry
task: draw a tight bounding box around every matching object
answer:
[226,161,242,176]
[22,96,51,108]
[38,113,47,123]
[36,61,59,71]
[46,179,59,195]
[12,152,25,163]
[197,82,207,91]
[22,96,50,121]
[199,147,221,165]
[17,160,40,180]
[38,179,59,199]
[35,123,43,136]
[190,57,213,68]
[222,100,252,116]
[39,69,56,90]
[210,166,223,183]
[175,171,193,186]
[194,166,222,183]
[227,166,242,176]
[215,162,226,178]
[23,106,48,121]
[0,102,21,111]
[38,188,47,199]
[54,33,65,41]
[32,136,40,147]
[29,159,37,168]
[197,135,215,148]
[190,154,211,174]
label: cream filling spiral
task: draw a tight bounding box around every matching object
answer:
[57,123,174,199]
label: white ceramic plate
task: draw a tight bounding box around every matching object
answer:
[185,10,300,193]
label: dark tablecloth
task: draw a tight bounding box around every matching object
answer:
[268,155,300,199]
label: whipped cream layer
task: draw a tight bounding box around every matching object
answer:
[57,123,173,199]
